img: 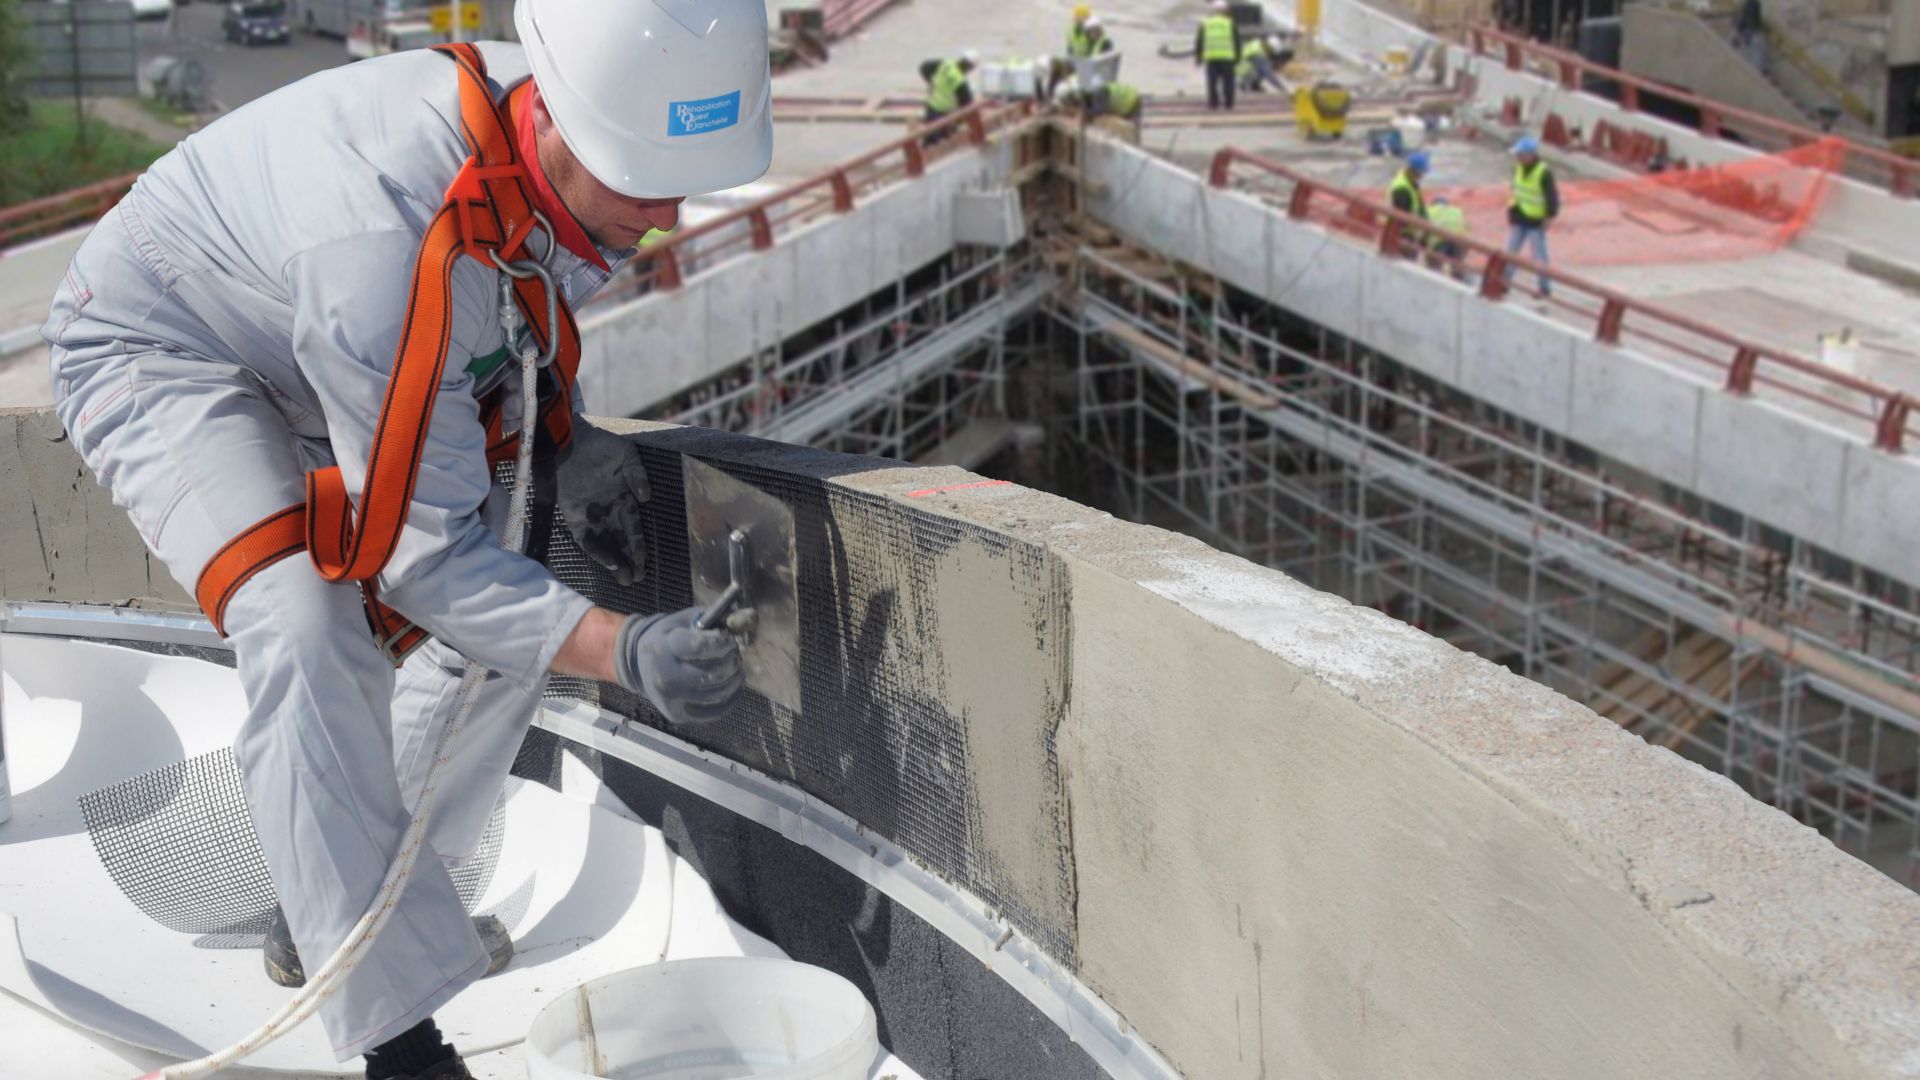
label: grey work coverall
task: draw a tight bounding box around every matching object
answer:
[42,43,625,1059]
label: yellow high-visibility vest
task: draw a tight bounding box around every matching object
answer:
[1107,81,1141,117]
[1236,36,1266,76]
[1427,203,1467,234]
[1201,14,1236,61]
[928,57,968,113]
[1068,21,1093,58]
[1511,160,1550,221]
[1389,168,1427,220]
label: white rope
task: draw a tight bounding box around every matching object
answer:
[143,260,555,1080]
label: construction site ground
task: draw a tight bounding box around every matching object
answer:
[767,0,1920,401]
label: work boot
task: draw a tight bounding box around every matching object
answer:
[364,1017,469,1080]
[263,907,514,989]
[382,1061,471,1080]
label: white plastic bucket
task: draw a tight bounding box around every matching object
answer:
[526,958,879,1080]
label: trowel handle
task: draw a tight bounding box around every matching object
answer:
[696,529,750,631]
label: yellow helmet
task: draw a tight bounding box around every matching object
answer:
[1073,4,1092,20]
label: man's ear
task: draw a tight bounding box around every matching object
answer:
[530,86,556,136]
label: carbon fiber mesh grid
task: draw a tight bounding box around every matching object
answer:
[79,749,504,941]
[538,437,1079,965]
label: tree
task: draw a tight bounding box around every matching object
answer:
[0,0,36,139]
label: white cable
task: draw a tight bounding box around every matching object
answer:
[142,257,556,1080]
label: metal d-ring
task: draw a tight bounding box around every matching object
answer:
[488,214,561,371]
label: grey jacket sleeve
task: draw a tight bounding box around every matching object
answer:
[286,229,593,691]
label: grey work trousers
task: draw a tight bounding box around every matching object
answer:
[45,211,543,1061]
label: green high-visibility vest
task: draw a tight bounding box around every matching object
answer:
[1068,21,1093,58]
[1201,14,1236,61]
[1427,203,1467,234]
[1511,160,1550,221]
[1389,168,1427,220]
[1236,36,1264,76]
[1107,81,1141,117]
[928,57,968,113]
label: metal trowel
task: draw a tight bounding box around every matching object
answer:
[682,458,803,714]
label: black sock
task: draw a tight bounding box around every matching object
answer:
[363,1017,455,1079]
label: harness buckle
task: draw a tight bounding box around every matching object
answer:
[444,155,535,262]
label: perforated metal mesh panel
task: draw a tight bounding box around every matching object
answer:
[80,749,505,941]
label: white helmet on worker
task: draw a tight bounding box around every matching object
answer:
[1083,13,1102,28]
[962,47,982,65]
[514,0,773,199]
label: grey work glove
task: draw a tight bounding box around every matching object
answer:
[554,424,651,585]
[613,607,744,725]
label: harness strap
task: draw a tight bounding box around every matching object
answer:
[193,43,581,660]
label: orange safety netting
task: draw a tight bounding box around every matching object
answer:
[1336,138,1845,268]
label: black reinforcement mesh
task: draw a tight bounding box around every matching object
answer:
[79,750,277,937]
[80,749,505,941]
[81,433,1076,971]
[540,433,1079,966]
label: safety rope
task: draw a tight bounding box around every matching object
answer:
[141,258,556,1080]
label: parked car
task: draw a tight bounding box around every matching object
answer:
[128,0,175,21]
[222,0,290,44]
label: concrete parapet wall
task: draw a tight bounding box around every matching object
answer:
[6,410,1920,1078]
[0,407,188,609]
[1458,24,1920,265]
[577,143,1015,419]
[1078,134,1920,588]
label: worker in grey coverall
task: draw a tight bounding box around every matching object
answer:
[40,0,773,1076]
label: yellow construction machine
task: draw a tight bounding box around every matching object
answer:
[1295,80,1351,139]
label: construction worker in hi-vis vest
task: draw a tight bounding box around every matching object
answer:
[1196,0,1242,111]
[1504,135,1562,298]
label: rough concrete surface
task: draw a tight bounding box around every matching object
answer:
[0,408,188,608]
[865,454,1920,1080]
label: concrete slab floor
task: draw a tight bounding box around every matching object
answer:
[1583,251,1920,392]
[781,0,1917,392]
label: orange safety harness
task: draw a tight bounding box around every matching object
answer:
[194,43,581,662]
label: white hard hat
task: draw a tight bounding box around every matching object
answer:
[962,47,981,65]
[515,0,772,199]
[1083,14,1101,28]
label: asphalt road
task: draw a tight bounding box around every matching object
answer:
[135,1,352,113]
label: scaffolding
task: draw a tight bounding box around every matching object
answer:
[616,139,1920,890]
[1059,237,1920,887]
[653,246,1048,465]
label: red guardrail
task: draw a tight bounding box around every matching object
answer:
[605,99,1035,300]
[1208,145,1915,453]
[1466,25,1918,198]
[0,172,141,252]
[820,0,899,39]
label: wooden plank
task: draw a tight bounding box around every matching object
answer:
[1660,655,1760,751]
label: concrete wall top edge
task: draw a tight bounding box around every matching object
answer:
[8,410,1920,1072]
[634,420,1920,1079]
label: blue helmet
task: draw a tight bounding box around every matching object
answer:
[1512,136,1540,155]
[1407,150,1432,172]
